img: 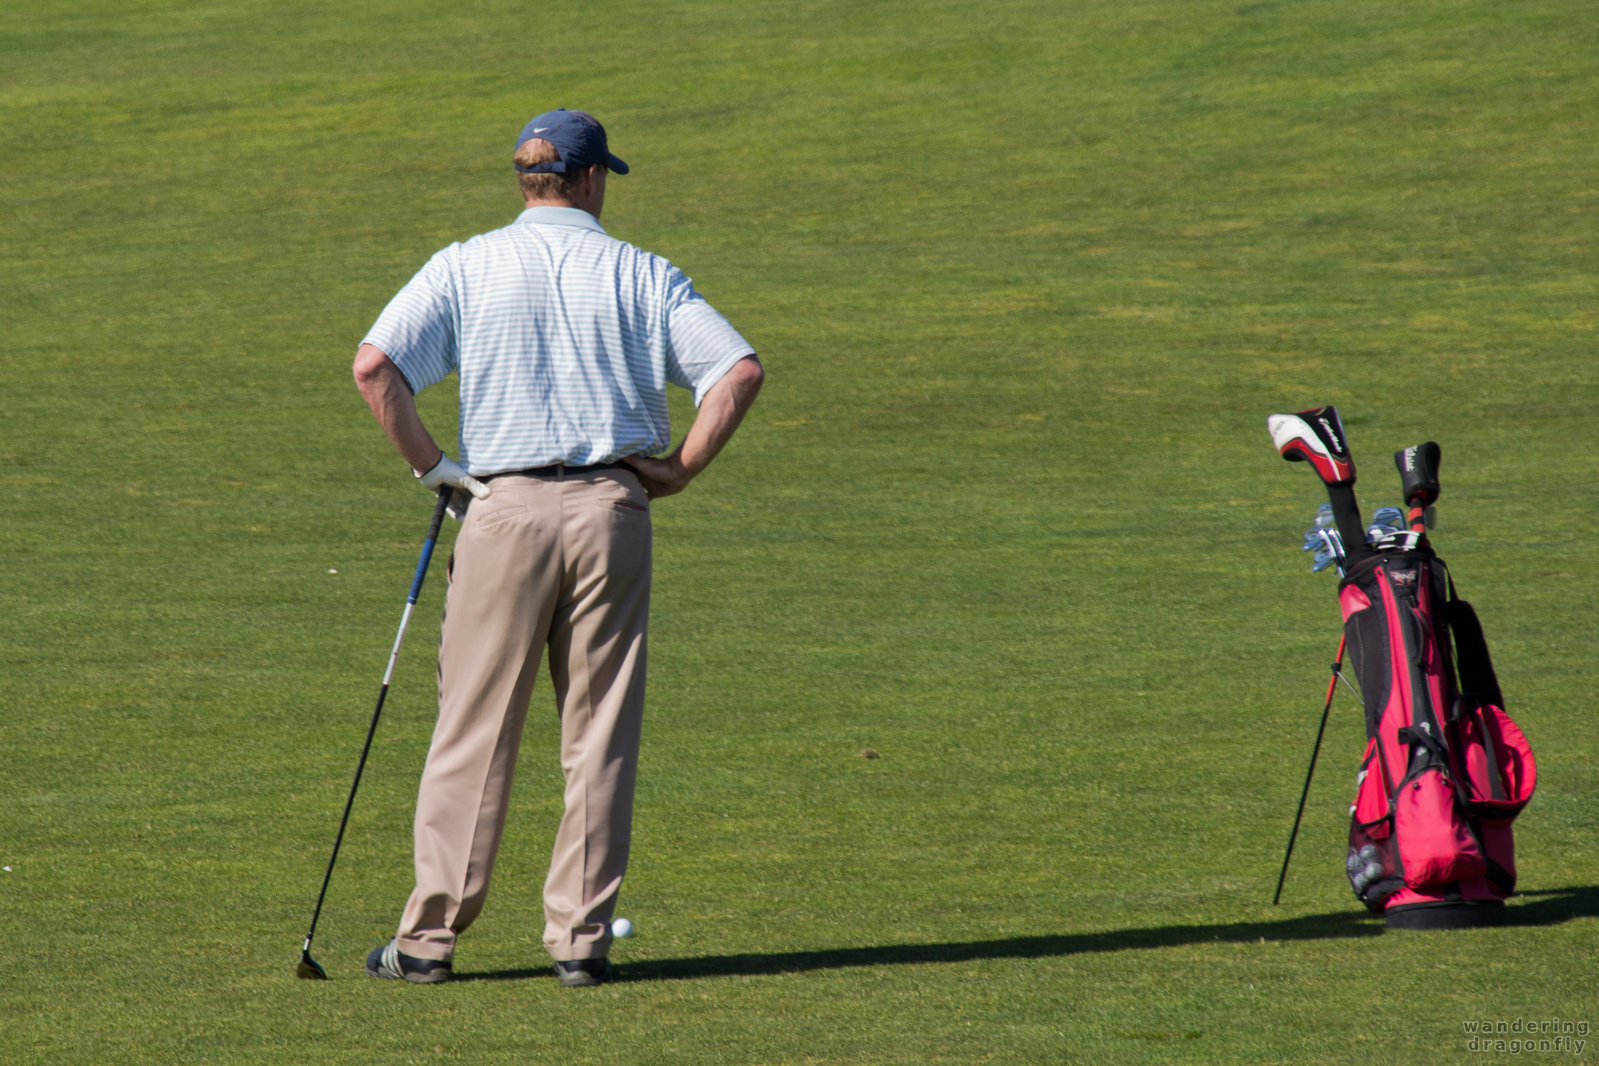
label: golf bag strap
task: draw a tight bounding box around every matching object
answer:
[1396,724,1448,764]
[1485,856,1515,895]
[1479,715,1507,802]
[1446,575,1505,710]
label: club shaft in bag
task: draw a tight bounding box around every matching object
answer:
[1273,634,1347,905]
[1323,483,1370,567]
[297,486,453,979]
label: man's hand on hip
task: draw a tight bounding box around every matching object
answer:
[621,355,764,500]
[622,454,692,499]
[416,453,492,501]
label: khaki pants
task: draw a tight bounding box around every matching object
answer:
[395,467,651,963]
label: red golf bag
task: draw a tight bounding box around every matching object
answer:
[1340,546,1536,928]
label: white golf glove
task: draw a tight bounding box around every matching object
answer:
[416,454,491,519]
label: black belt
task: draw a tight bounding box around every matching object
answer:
[481,461,629,481]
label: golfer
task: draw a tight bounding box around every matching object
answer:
[353,108,763,986]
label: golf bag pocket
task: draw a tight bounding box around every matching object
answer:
[1454,703,1537,825]
[1393,765,1486,890]
[1347,741,1402,910]
[1347,824,1401,910]
[1338,584,1371,621]
[1350,739,1390,828]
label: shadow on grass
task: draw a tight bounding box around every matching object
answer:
[1500,885,1599,927]
[457,885,1599,983]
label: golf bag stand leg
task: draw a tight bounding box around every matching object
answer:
[1273,634,1347,905]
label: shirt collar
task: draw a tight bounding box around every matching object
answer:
[517,206,607,233]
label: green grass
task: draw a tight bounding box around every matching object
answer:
[3,0,1596,1062]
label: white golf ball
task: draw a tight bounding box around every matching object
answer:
[611,917,634,938]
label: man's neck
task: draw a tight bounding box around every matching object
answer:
[524,197,601,221]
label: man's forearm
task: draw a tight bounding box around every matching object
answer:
[677,355,765,478]
[354,343,443,473]
[622,354,763,497]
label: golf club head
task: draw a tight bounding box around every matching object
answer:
[1368,507,1405,541]
[1370,529,1424,553]
[1301,521,1346,575]
[297,950,329,980]
[1394,441,1441,508]
[1268,406,1356,486]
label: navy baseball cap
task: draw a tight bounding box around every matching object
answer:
[514,109,629,175]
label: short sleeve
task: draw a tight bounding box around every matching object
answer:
[661,270,756,406]
[361,249,461,394]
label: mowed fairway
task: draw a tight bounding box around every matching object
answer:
[3,1,1596,1062]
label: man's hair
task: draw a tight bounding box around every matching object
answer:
[515,139,598,202]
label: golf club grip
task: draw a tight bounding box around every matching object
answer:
[428,486,453,539]
[401,488,454,605]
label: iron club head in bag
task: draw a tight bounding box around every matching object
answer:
[1301,505,1407,575]
[1303,525,1344,574]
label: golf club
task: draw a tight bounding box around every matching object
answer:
[1394,441,1441,536]
[1395,442,1501,708]
[1303,527,1342,574]
[297,485,453,980]
[1273,634,1348,905]
[1268,406,1370,565]
[1268,406,1355,486]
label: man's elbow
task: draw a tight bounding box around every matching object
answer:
[354,344,405,395]
[731,354,765,401]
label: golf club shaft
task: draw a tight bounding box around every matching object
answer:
[300,486,453,962]
[1273,633,1347,906]
[1323,483,1369,567]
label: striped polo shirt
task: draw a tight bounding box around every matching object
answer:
[363,206,755,475]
